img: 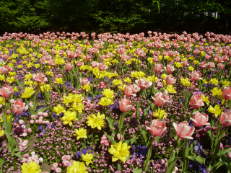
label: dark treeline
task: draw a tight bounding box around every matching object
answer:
[0,0,230,34]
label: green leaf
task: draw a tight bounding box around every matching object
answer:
[106,117,114,131]
[166,151,176,173]
[132,168,142,173]
[186,155,205,164]
[0,159,4,173]
[140,129,148,143]
[129,136,138,144]
[217,148,231,156]
[166,160,176,173]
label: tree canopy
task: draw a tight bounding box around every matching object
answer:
[0,0,230,34]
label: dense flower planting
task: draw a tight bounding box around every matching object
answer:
[0,31,231,173]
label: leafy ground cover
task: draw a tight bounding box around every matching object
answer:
[0,32,231,173]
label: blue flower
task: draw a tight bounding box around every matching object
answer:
[131,145,148,157]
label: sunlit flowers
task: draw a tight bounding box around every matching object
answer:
[146,119,167,137]
[153,108,167,119]
[211,87,222,97]
[62,93,84,113]
[98,89,114,106]
[166,85,176,94]
[53,104,65,115]
[81,153,94,165]
[180,77,191,87]
[55,77,64,84]
[61,111,77,126]
[21,161,41,173]
[108,141,130,162]
[173,121,195,139]
[0,126,4,137]
[209,78,219,85]
[102,88,114,99]
[66,161,88,173]
[21,87,35,99]
[87,112,105,130]
[0,97,5,106]
[98,97,113,106]
[75,128,87,140]
[208,105,222,117]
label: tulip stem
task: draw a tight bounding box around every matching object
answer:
[143,137,154,172]
[118,112,126,135]
[2,111,20,157]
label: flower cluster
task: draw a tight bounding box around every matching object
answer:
[0,31,230,172]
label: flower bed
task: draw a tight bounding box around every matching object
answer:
[0,31,230,173]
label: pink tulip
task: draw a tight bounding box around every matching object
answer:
[12,99,26,115]
[0,65,12,74]
[124,84,140,97]
[166,64,175,74]
[76,61,84,67]
[135,78,152,89]
[220,110,231,127]
[153,92,171,107]
[207,62,215,68]
[131,84,141,93]
[190,71,201,81]
[124,85,134,97]
[166,75,176,85]
[173,121,195,139]
[33,73,48,83]
[65,63,73,71]
[0,85,14,98]
[80,78,90,85]
[217,63,225,70]
[99,63,108,70]
[222,87,231,100]
[119,98,133,112]
[99,81,106,89]
[91,61,99,67]
[146,119,167,137]
[191,112,209,127]
[189,93,204,109]
[100,135,109,146]
[199,61,207,68]
[153,63,163,74]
